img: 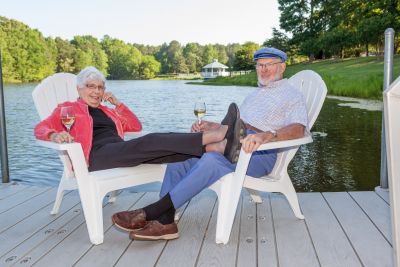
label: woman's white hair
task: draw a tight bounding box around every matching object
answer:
[76,66,106,88]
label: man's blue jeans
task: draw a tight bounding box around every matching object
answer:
[160,149,277,208]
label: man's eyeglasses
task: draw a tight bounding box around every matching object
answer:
[86,83,105,91]
[255,62,282,69]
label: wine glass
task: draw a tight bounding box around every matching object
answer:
[194,102,206,124]
[60,106,75,138]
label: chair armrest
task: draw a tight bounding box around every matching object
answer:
[36,139,89,177]
[256,135,313,151]
[124,131,145,139]
[36,139,82,151]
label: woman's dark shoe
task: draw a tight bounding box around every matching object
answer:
[129,220,179,241]
[112,209,148,231]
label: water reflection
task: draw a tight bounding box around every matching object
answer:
[290,97,381,191]
[2,81,382,191]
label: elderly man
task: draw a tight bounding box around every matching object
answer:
[112,47,308,241]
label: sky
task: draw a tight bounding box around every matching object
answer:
[0,0,281,45]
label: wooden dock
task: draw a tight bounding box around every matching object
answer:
[0,183,393,267]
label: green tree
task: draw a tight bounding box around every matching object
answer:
[101,36,141,79]
[263,28,291,52]
[0,17,56,82]
[156,40,187,74]
[319,26,355,58]
[0,20,16,82]
[71,35,108,75]
[55,37,76,72]
[132,43,160,56]
[225,43,241,69]
[183,43,203,73]
[233,42,259,70]
[215,44,229,65]
[139,55,161,79]
[202,45,219,65]
[278,0,326,59]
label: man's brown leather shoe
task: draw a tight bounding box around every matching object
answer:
[112,209,147,231]
[129,220,179,241]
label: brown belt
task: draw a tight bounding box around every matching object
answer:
[244,123,263,133]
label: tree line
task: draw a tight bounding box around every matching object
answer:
[265,0,400,61]
[0,16,262,83]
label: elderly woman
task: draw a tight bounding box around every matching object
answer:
[34,66,232,171]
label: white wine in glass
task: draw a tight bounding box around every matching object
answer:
[60,106,75,137]
[194,102,206,124]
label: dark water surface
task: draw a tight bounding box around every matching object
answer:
[2,80,382,191]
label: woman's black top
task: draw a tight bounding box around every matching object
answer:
[88,106,123,151]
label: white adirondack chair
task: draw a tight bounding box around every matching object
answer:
[209,70,327,244]
[32,73,166,245]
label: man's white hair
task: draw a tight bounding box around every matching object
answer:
[76,66,106,88]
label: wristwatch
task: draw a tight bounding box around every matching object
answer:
[270,130,277,138]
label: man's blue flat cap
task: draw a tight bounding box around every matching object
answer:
[253,47,287,62]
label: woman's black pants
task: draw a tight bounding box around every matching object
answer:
[88,132,203,171]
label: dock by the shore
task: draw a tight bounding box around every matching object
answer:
[0,183,393,266]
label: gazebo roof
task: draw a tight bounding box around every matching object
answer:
[202,59,228,69]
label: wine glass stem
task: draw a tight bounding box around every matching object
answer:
[66,127,71,142]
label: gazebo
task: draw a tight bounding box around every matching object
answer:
[201,59,229,79]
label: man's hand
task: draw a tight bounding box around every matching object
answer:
[191,120,221,133]
[240,123,305,153]
[102,92,121,106]
[240,132,274,153]
[49,131,74,143]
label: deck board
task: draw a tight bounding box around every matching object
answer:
[323,192,393,267]
[0,183,29,200]
[32,192,143,267]
[256,193,278,267]
[0,186,51,214]
[196,194,242,267]
[0,188,57,234]
[349,191,392,244]
[299,192,362,267]
[0,191,79,260]
[76,192,154,267]
[155,191,216,267]
[375,187,390,204]
[237,193,257,267]
[271,193,320,267]
[0,184,394,267]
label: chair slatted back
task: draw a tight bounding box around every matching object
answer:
[32,73,78,119]
[269,70,327,177]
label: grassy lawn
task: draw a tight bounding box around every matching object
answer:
[197,56,400,99]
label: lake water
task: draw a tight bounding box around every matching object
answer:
[2,80,382,192]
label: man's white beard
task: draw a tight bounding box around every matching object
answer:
[258,73,282,87]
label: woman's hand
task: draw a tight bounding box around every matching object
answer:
[102,92,121,106]
[49,131,74,143]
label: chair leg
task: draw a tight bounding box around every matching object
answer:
[281,174,304,219]
[214,173,238,244]
[51,172,77,215]
[78,184,105,245]
[246,188,263,203]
